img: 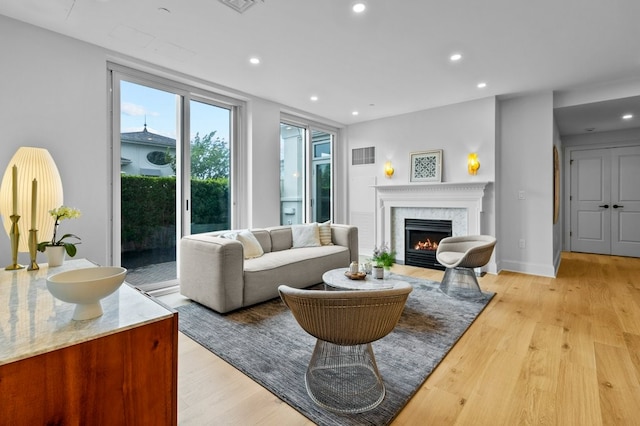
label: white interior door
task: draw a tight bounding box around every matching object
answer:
[570,148,611,254]
[611,146,640,257]
[570,145,640,257]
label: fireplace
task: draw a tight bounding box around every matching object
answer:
[404,219,452,270]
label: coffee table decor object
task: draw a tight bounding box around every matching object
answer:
[344,271,366,280]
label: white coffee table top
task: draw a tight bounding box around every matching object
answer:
[322,268,405,290]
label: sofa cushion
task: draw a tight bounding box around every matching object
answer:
[266,226,293,252]
[292,223,321,248]
[243,245,350,307]
[251,229,272,253]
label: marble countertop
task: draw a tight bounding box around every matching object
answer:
[0,259,174,366]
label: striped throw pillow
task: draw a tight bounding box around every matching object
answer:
[319,221,333,246]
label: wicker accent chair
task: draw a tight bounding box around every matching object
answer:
[436,235,496,298]
[278,283,412,414]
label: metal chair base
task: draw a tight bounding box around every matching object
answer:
[305,340,385,413]
[439,267,483,298]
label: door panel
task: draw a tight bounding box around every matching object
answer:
[570,149,610,254]
[611,146,640,256]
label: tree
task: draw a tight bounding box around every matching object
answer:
[167,131,230,179]
[190,131,230,179]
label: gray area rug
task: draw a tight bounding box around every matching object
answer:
[177,274,494,425]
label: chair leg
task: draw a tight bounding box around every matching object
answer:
[439,267,483,298]
[305,340,385,413]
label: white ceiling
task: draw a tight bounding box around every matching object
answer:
[2,0,640,131]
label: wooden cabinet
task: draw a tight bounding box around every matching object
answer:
[0,259,178,425]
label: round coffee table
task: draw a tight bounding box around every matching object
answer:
[322,268,404,290]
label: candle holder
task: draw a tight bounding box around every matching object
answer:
[28,228,39,271]
[5,215,24,270]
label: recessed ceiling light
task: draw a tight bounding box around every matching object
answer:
[622,113,634,120]
[249,57,260,65]
[477,82,487,89]
[353,3,366,13]
[310,95,318,102]
[450,53,462,62]
[352,111,359,116]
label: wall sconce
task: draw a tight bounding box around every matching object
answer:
[0,147,63,269]
[384,161,394,178]
[467,153,480,175]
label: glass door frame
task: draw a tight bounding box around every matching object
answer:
[108,63,243,271]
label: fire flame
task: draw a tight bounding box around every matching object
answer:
[414,239,439,251]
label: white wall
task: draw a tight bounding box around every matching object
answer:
[0,15,110,266]
[498,92,556,277]
[347,97,497,260]
[245,98,282,228]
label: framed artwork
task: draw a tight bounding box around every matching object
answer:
[410,150,442,182]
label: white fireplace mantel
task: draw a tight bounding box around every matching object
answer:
[373,182,490,250]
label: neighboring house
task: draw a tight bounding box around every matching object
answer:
[120,124,176,177]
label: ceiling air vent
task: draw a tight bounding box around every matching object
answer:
[218,0,263,13]
[352,147,375,165]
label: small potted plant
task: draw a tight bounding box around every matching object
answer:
[37,205,81,266]
[371,243,396,279]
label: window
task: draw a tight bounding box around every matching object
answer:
[280,117,336,225]
[146,151,171,166]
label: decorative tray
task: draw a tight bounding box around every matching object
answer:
[344,271,367,280]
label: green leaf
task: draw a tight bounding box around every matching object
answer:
[63,243,77,257]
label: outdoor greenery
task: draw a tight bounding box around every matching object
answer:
[121,175,229,251]
[167,131,230,179]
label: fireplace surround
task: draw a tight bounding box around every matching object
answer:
[374,182,489,266]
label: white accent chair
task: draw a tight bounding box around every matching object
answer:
[278,283,412,413]
[436,235,496,298]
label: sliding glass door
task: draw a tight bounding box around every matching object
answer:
[111,67,237,293]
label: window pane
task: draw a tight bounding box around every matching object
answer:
[190,100,231,234]
[119,81,178,287]
[280,123,305,225]
[311,130,332,222]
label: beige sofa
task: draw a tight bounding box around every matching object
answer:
[179,224,358,313]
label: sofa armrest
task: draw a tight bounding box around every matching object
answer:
[330,224,359,262]
[179,234,245,313]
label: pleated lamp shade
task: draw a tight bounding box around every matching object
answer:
[0,147,63,252]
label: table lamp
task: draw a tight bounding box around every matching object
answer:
[0,147,63,270]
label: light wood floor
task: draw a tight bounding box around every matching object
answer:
[175,252,640,425]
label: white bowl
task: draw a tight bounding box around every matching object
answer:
[47,266,127,320]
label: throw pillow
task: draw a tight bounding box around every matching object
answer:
[318,220,333,245]
[221,230,264,259]
[236,230,264,259]
[292,223,321,248]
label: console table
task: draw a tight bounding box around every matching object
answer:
[0,259,178,425]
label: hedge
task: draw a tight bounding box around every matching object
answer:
[121,175,229,251]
